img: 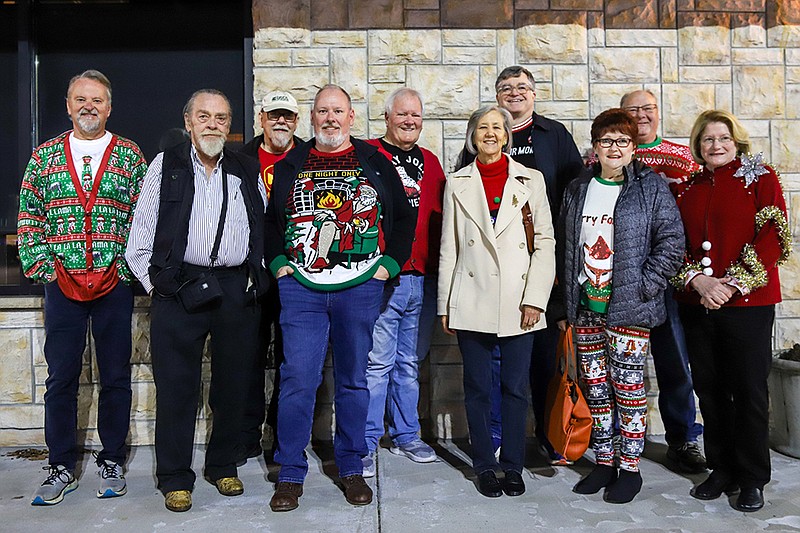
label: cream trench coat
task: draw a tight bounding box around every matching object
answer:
[437,155,556,337]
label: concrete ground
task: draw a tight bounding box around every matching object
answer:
[1,438,799,533]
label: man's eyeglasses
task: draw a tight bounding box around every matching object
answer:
[265,110,297,123]
[700,135,734,146]
[497,84,533,95]
[595,137,633,148]
[623,104,658,114]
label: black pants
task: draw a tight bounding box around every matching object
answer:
[43,281,133,470]
[151,266,261,493]
[240,283,283,451]
[678,303,774,489]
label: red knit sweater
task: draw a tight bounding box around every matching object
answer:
[673,156,790,307]
[476,156,509,214]
[367,138,446,274]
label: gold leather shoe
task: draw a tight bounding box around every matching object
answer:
[214,476,244,496]
[164,490,192,512]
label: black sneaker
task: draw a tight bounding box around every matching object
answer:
[667,442,707,473]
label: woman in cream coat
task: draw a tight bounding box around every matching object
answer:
[438,105,555,498]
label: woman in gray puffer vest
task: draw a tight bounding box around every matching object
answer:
[556,108,684,504]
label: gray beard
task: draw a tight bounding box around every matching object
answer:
[268,129,292,151]
[77,114,101,134]
[197,135,226,158]
[315,129,347,150]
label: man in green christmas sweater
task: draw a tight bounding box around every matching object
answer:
[18,70,147,506]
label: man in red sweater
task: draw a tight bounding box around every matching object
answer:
[362,88,446,477]
[620,89,705,473]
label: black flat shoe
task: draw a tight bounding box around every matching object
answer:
[690,471,739,501]
[573,465,617,495]
[734,487,764,512]
[502,470,525,497]
[604,470,642,504]
[476,470,503,498]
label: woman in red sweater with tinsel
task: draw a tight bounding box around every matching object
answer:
[673,109,791,513]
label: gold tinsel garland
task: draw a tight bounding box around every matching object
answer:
[670,259,704,291]
[754,205,792,265]
[726,244,769,292]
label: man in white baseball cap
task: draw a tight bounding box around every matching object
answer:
[239,90,303,467]
[242,91,302,197]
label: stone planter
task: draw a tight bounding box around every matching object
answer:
[769,356,800,459]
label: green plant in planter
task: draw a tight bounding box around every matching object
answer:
[770,343,800,458]
[779,344,800,362]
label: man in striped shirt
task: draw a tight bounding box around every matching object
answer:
[126,89,268,513]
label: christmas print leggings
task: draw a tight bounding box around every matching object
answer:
[575,309,650,472]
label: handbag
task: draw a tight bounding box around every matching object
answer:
[545,326,592,462]
[174,168,228,312]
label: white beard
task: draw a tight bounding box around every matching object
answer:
[197,134,226,158]
[77,113,101,134]
[268,129,292,151]
[315,129,347,149]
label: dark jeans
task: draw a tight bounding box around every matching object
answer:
[490,324,559,451]
[240,283,283,452]
[150,267,260,493]
[649,287,703,446]
[458,330,534,475]
[274,276,384,483]
[530,323,559,447]
[43,281,133,470]
[678,303,774,489]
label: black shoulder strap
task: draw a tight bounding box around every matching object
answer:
[209,171,228,267]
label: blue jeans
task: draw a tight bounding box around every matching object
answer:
[458,330,534,475]
[650,286,703,446]
[365,274,437,452]
[275,276,384,482]
[43,281,133,470]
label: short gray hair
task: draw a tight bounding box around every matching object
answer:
[384,87,423,116]
[465,105,514,156]
[183,89,232,118]
[620,88,656,108]
[67,69,112,103]
[313,84,352,110]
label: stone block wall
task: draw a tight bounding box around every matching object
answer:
[250,0,800,440]
[1,0,798,446]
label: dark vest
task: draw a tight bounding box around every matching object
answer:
[148,141,267,296]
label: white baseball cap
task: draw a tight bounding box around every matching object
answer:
[261,91,299,114]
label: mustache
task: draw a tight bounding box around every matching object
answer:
[79,109,99,116]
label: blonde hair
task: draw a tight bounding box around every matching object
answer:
[689,109,751,165]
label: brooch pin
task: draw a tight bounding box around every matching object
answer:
[512,194,518,207]
[733,152,769,188]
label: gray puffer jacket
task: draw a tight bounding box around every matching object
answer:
[557,160,684,328]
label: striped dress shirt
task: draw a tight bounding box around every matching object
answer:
[126,146,267,294]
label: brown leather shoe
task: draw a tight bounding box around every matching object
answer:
[269,481,303,512]
[164,490,192,512]
[340,474,373,506]
[214,477,244,496]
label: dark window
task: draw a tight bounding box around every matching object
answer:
[4,0,251,292]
